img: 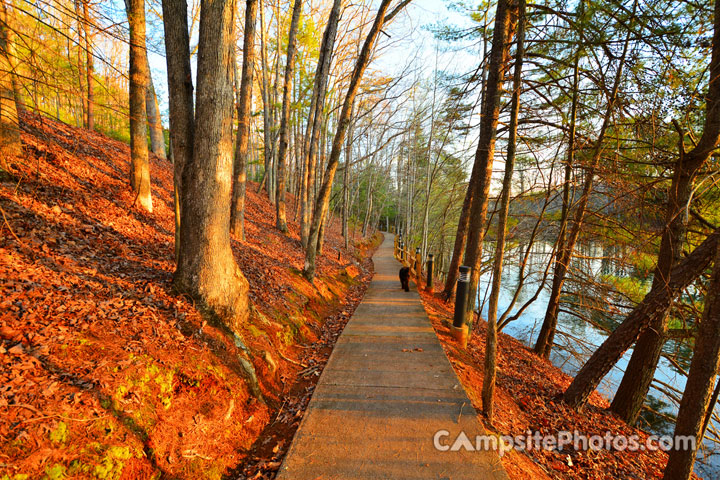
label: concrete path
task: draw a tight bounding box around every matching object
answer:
[276,234,508,480]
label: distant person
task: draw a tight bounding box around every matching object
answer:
[399,267,410,292]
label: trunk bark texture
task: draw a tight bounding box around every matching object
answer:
[230,0,258,240]
[128,0,153,212]
[173,0,251,334]
[275,0,302,232]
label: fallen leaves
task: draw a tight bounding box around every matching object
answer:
[418,288,689,480]
[0,111,379,480]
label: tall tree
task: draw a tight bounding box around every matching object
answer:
[663,244,720,479]
[127,0,152,212]
[342,101,355,249]
[170,0,251,332]
[533,0,635,358]
[161,0,194,262]
[300,0,342,247]
[303,0,409,280]
[257,3,275,202]
[230,0,258,241]
[442,14,491,301]
[1,0,23,114]
[80,0,94,130]
[0,1,21,173]
[461,0,516,332]
[611,0,720,424]
[563,1,720,408]
[275,0,302,233]
[483,0,525,422]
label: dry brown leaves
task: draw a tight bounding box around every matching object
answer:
[418,288,692,480]
[0,111,378,479]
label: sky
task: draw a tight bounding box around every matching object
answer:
[144,0,478,123]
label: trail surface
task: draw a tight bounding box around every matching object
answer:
[277,234,508,479]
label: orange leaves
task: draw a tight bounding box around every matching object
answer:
[417,288,684,480]
[1,110,378,479]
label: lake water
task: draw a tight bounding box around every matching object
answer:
[473,241,719,477]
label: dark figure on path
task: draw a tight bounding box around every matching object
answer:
[399,267,410,292]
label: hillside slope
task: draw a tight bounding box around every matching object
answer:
[418,289,696,479]
[0,112,379,480]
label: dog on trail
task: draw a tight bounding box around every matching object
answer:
[399,267,410,292]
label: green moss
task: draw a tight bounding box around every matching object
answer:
[93,446,133,480]
[49,422,68,445]
[602,274,650,303]
[186,458,224,480]
[248,324,265,338]
[68,460,90,475]
[43,464,66,480]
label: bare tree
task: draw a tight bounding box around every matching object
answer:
[0,1,21,173]
[169,0,251,332]
[275,0,302,233]
[663,245,720,480]
[300,0,342,247]
[230,0,258,241]
[303,0,410,280]
[128,0,152,212]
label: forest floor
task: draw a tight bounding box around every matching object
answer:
[0,111,381,480]
[418,288,697,479]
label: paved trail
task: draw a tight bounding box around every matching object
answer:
[276,234,508,480]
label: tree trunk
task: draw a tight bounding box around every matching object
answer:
[421,56,439,262]
[303,0,401,281]
[1,1,24,115]
[342,108,353,249]
[362,167,374,238]
[161,0,194,263]
[75,0,86,128]
[300,0,342,247]
[662,242,720,480]
[81,0,94,130]
[442,12,494,300]
[128,0,152,212]
[443,182,472,299]
[275,0,302,233]
[317,207,328,256]
[533,0,634,358]
[146,72,166,158]
[563,229,720,408]
[0,2,20,172]
[230,0,258,241]
[462,0,516,332]
[483,0,525,423]
[611,0,720,424]
[258,4,274,201]
[173,0,250,334]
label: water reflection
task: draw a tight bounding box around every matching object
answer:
[473,240,717,476]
